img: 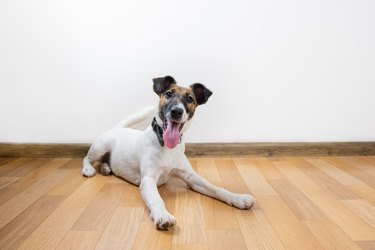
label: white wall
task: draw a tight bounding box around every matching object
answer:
[1,0,375,143]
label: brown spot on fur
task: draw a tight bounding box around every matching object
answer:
[159,85,197,120]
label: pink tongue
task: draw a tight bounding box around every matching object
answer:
[163,121,180,149]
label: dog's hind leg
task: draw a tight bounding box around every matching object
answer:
[82,139,111,177]
[99,152,112,176]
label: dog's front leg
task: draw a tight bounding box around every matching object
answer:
[140,175,176,230]
[174,156,255,209]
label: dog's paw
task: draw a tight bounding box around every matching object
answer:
[100,163,112,176]
[82,165,96,177]
[230,194,255,210]
[153,212,177,230]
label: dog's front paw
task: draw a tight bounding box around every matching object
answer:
[82,165,96,177]
[153,212,177,230]
[230,194,255,209]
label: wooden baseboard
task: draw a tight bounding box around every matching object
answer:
[185,142,375,157]
[1,142,375,158]
[0,143,90,158]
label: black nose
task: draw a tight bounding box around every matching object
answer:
[171,107,183,119]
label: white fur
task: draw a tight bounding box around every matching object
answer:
[115,105,157,129]
[82,106,255,230]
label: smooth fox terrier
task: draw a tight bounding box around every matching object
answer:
[82,76,255,230]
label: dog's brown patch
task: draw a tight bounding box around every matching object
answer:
[159,85,197,120]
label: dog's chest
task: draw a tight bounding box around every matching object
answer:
[151,148,184,185]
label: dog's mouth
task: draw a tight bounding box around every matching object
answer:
[163,118,184,149]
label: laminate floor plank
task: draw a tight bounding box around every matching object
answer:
[0,158,72,204]
[257,195,323,249]
[303,220,362,249]
[0,195,64,249]
[0,159,73,228]
[0,158,34,176]
[56,231,102,250]
[287,157,361,200]
[17,175,109,249]
[72,183,126,231]
[233,208,285,249]
[133,222,173,250]
[95,207,144,250]
[325,157,375,189]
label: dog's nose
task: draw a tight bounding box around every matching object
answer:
[171,108,183,119]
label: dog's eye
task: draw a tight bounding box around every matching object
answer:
[165,91,173,98]
[186,96,194,104]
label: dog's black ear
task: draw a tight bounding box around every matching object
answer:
[190,83,213,105]
[153,76,176,95]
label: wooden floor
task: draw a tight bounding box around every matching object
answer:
[0,157,374,249]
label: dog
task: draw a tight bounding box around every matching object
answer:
[82,76,255,230]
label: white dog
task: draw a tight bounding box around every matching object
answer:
[82,76,255,230]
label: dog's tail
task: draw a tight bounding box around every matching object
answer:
[115,105,158,128]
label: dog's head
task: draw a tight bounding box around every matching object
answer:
[153,76,212,149]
